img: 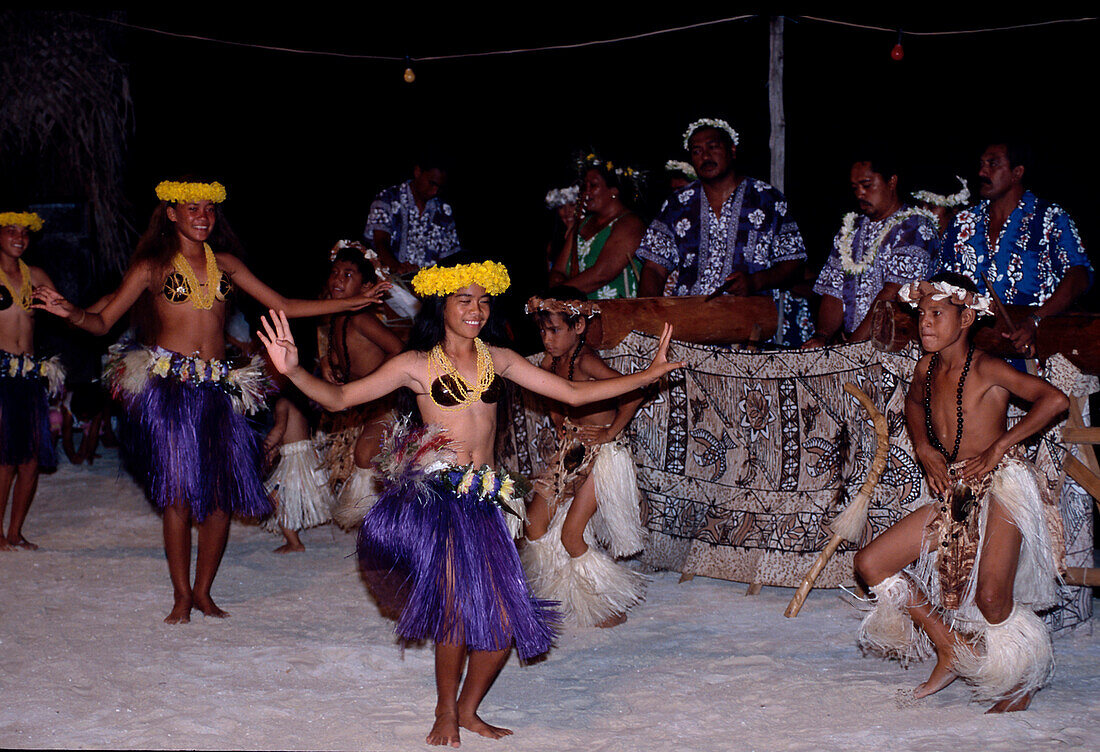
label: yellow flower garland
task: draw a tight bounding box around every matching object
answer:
[171,243,221,310]
[0,212,44,232]
[411,261,511,297]
[155,181,227,204]
[0,260,33,310]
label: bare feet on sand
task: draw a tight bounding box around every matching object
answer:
[194,595,229,618]
[165,598,192,624]
[913,651,958,699]
[274,542,305,553]
[427,710,461,747]
[0,537,13,551]
[596,612,627,628]
[6,535,38,550]
[987,690,1033,713]
[458,710,512,741]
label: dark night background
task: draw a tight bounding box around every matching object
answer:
[5,9,1098,356]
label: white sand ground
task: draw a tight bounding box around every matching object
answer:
[1,448,1097,752]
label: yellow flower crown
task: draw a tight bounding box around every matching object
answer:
[412,261,511,297]
[155,180,227,204]
[0,212,44,232]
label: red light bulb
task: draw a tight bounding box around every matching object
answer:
[891,43,904,61]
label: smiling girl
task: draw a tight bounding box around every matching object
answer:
[34,179,389,623]
[258,260,682,747]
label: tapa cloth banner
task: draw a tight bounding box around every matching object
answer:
[498,334,1094,631]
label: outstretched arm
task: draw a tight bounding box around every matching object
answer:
[494,323,683,406]
[574,352,644,444]
[33,261,151,335]
[219,254,391,319]
[257,310,415,412]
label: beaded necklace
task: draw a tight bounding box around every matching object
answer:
[923,343,974,464]
[427,337,495,411]
[0,260,33,310]
[171,243,220,310]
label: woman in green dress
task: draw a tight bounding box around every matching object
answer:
[549,157,644,299]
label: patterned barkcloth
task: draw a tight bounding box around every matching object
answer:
[498,334,1095,632]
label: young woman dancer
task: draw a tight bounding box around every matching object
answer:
[257,260,682,747]
[34,179,388,623]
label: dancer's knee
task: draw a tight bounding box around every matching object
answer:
[975,582,1013,624]
[560,529,588,558]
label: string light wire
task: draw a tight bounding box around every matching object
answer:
[84,13,1096,62]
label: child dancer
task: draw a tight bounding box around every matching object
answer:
[262,392,334,552]
[522,290,647,628]
[33,179,388,622]
[257,260,682,747]
[315,245,403,522]
[0,211,63,550]
[853,272,1069,712]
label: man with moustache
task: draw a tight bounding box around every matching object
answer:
[637,117,811,346]
[937,140,1092,356]
[804,151,938,348]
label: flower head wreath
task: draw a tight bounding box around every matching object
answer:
[911,176,971,208]
[575,151,645,203]
[544,185,580,210]
[329,239,380,264]
[525,296,601,320]
[0,211,44,232]
[897,279,993,317]
[155,180,227,204]
[664,160,698,180]
[682,118,740,150]
[412,261,511,297]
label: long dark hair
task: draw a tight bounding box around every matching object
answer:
[129,183,245,343]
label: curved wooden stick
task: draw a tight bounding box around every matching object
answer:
[784,383,890,618]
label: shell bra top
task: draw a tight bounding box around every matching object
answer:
[162,267,233,305]
[429,373,504,406]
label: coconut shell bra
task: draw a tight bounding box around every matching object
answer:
[430,373,504,406]
[162,268,232,305]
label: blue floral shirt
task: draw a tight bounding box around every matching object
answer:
[814,207,938,333]
[637,178,811,346]
[936,190,1091,305]
[364,180,462,267]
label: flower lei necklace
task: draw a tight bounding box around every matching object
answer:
[0,260,33,310]
[171,243,220,310]
[427,338,496,411]
[836,207,937,276]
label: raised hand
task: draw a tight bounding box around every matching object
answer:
[31,285,76,319]
[645,323,685,380]
[257,309,300,375]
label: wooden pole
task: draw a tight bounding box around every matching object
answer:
[768,16,786,192]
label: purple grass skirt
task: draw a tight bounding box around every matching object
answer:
[0,354,56,469]
[115,349,272,522]
[358,466,558,661]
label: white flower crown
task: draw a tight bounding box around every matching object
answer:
[911,176,971,208]
[544,185,579,209]
[682,118,740,150]
[898,280,993,316]
[664,160,698,179]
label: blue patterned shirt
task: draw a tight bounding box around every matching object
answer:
[364,180,461,267]
[637,177,811,346]
[936,190,1091,305]
[814,207,939,333]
